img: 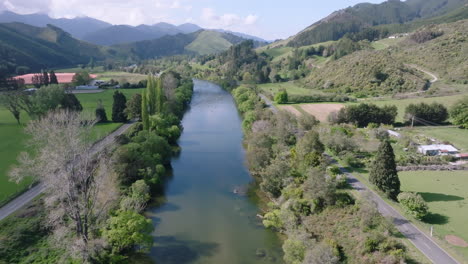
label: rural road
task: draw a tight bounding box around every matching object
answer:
[344,169,459,264]
[0,120,136,222]
[259,93,278,114]
[266,99,458,264]
[406,64,439,83]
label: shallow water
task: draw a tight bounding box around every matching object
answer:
[147,80,283,264]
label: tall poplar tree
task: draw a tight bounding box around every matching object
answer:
[155,77,164,113]
[141,90,150,130]
[369,140,400,200]
[49,70,59,85]
[147,75,156,115]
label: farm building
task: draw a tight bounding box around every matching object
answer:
[417,144,459,156]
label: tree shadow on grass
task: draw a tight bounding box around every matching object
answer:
[423,213,449,225]
[150,236,220,264]
[419,192,464,202]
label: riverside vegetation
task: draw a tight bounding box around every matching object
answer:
[0,71,193,263]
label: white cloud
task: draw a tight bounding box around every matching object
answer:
[200,7,259,29]
[244,15,258,25]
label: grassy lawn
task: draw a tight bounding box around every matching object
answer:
[0,88,142,205]
[259,82,324,97]
[0,108,33,205]
[360,94,464,122]
[351,167,468,262]
[95,71,147,83]
[406,127,468,152]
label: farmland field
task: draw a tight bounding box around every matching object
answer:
[259,82,322,97]
[0,88,142,205]
[362,94,465,122]
[95,71,147,83]
[399,171,468,260]
[279,103,344,122]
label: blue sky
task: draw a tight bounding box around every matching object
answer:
[1,0,387,39]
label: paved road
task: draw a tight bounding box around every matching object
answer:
[343,168,459,264]
[0,120,136,221]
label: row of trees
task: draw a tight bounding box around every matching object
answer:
[31,71,59,88]
[330,103,398,127]
[6,72,194,262]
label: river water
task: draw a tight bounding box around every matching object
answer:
[147,80,284,264]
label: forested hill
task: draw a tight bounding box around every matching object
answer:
[114,30,265,59]
[0,22,112,75]
[287,0,467,47]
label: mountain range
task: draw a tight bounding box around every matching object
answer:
[0,11,267,45]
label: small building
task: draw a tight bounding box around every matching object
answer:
[417,144,459,156]
[76,85,99,90]
[387,130,401,138]
[455,153,468,160]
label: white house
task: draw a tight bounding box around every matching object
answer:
[417,144,459,156]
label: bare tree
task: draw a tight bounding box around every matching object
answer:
[10,110,119,261]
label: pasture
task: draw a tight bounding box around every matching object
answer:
[406,127,468,152]
[279,103,345,122]
[0,88,143,205]
[259,82,322,97]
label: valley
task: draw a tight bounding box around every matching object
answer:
[0,0,467,263]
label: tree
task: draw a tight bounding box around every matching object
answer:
[10,110,119,260]
[369,140,400,200]
[405,102,448,125]
[303,243,339,264]
[96,99,108,123]
[450,97,468,128]
[102,211,153,254]
[155,77,165,114]
[283,239,306,264]
[42,71,49,86]
[141,90,150,130]
[61,93,83,112]
[72,71,92,86]
[274,90,288,104]
[112,91,128,123]
[120,180,150,213]
[334,103,397,127]
[28,85,65,117]
[0,88,23,124]
[49,70,59,85]
[125,93,142,120]
[397,192,429,220]
[31,73,42,88]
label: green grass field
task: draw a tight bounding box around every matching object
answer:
[400,171,468,260]
[95,71,147,84]
[0,88,143,205]
[351,168,468,262]
[361,94,464,122]
[259,82,324,97]
[406,127,468,152]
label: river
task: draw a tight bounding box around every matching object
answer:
[147,80,284,264]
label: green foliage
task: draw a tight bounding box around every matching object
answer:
[450,96,468,128]
[262,209,283,230]
[60,93,83,112]
[112,91,128,123]
[149,113,182,144]
[274,90,288,104]
[282,239,306,264]
[29,84,65,117]
[72,71,92,86]
[125,93,142,120]
[260,156,291,198]
[103,211,154,254]
[397,192,429,220]
[95,99,108,123]
[405,102,448,125]
[141,90,150,130]
[333,103,397,127]
[114,130,171,186]
[369,140,400,200]
[120,180,151,212]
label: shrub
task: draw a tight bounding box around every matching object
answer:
[405,102,448,125]
[333,103,397,127]
[274,90,288,104]
[397,192,429,220]
[450,96,468,128]
[263,209,283,230]
[283,239,306,264]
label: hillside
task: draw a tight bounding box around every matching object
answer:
[287,0,467,47]
[0,11,111,39]
[116,30,256,59]
[302,19,468,96]
[0,22,111,75]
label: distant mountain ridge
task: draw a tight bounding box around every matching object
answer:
[0,11,267,45]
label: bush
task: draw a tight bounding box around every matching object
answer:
[397,192,429,220]
[333,103,397,127]
[450,97,468,128]
[405,102,448,125]
[283,239,306,264]
[274,90,288,104]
